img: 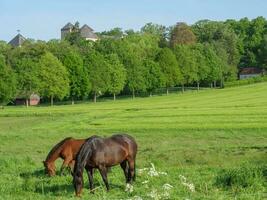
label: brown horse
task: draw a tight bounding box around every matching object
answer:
[43,137,85,176]
[73,134,138,196]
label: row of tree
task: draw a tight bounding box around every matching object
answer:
[0,17,267,106]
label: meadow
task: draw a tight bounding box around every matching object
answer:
[0,83,266,200]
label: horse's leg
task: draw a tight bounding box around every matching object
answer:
[120,160,128,182]
[60,157,72,175]
[85,166,94,192]
[133,158,136,181]
[127,158,135,184]
[68,160,75,175]
[98,166,109,191]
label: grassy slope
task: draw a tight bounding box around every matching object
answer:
[0,83,266,199]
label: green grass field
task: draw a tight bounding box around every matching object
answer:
[0,83,266,200]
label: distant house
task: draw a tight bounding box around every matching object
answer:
[8,34,26,47]
[239,67,264,80]
[15,94,40,106]
[61,22,98,41]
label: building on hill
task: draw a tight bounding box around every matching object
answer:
[61,22,98,41]
[239,67,265,80]
[8,33,26,47]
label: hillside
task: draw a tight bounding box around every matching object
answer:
[0,83,266,199]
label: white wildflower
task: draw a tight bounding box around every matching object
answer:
[163,183,173,190]
[142,180,149,184]
[179,175,195,192]
[125,183,134,193]
[148,189,160,199]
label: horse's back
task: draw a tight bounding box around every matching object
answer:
[109,134,137,157]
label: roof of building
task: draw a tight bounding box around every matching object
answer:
[81,24,94,32]
[61,22,74,31]
[8,34,26,47]
[80,24,98,39]
[239,67,263,75]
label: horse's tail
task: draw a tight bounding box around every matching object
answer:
[74,136,99,174]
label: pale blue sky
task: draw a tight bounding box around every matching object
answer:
[1,0,267,42]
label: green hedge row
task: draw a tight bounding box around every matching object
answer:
[224,76,267,87]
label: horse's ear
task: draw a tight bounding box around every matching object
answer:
[42,161,46,165]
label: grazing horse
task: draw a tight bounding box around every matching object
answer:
[43,137,86,176]
[73,134,138,196]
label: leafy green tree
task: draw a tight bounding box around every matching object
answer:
[125,52,147,98]
[170,22,196,47]
[100,28,124,38]
[203,45,223,87]
[84,51,110,102]
[105,54,126,100]
[38,52,69,106]
[48,40,91,104]
[143,59,165,96]
[191,44,211,90]
[173,45,198,92]
[259,34,267,69]
[157,48,182,95]
[141,23,169,47]
[0,55,16,106]
[13,58,40,107]
[62,50,91,104]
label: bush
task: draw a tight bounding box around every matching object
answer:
[215,164,266,192]
[224,76,267,87]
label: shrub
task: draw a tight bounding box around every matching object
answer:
[224,76,267,88]
[215,164,266,192]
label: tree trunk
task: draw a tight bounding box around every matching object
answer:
[132,89,135,99]
[71,97,75,105]
[26,98,29,108]
[51,96,54,106]
[113,93,116,101]
[94,92,97,103]
[220,79,224,88]
[166,88,169,95]
[210,83,213,88]
[150,92,152,97]
[197,82,200,91]
[214,81,217,88]
[182,84,185,93]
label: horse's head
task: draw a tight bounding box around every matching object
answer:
[73,171,83,196]
[43,161,56,176]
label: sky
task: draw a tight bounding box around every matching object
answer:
[1,0,267,42]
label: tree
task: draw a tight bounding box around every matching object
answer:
[13,58,40,107]
[141,23,169,47]
[203,45,223,88]
[143,59,165,96]
[38,52,69,106]
[170,22,196,47]
[259,34,267,69]
[157,48,182,95]
[106,54,126,100]
[173,45,198,92]
[84,51,110,102]
[48,41,91,104]
[0,55,16,106]
[62,50,91,104]
[100,28,124,38]
[190,44,211,90]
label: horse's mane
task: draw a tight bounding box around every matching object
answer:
[45,137,73,161]
[74,136,100,174]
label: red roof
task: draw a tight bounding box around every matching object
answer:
[239,67,263,75]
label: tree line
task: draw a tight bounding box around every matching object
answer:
[0,17,267,106]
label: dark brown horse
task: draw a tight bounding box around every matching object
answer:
[73,134,138,196]
[43,137,86,176]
